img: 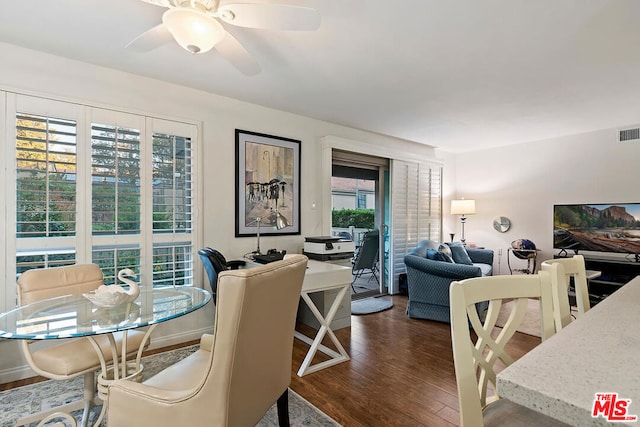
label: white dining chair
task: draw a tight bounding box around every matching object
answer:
[541,255,590,332]
[449,265,569,426]
[107,255,308,427]
[16,264,148,427]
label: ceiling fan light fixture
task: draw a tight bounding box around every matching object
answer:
[162,7,224,54]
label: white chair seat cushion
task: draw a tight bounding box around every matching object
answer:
[32,330,148,376]
[483,398,570,426]
[143,346,211,392]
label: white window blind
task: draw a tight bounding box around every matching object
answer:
[91,122,141,235]
[148,118,196,288]
[390,159,442,293]
[152,132,193,233]
[7,94,199,294]
[16,113,78,238]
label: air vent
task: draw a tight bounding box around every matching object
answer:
[618,126,640,143]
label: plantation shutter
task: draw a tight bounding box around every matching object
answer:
[9,95,199,294]
[13,96,85,283]
[91,122,142,235]
[389,159,442,293]
[16,114,78,238]
[149,118,196,287]
[88,109,144,284]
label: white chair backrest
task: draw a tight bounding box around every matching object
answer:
[193,255,307,426]
[541,255,590,332]
[17,264,104,306]
[108,255,309,427]
[449,268,557,426]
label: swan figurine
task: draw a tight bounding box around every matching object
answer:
[83,268,141,308]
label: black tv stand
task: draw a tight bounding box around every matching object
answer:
[556,254,640,305]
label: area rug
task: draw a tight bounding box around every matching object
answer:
[0,345,340,427]
[495,298,541,337]
[351,296,393,315]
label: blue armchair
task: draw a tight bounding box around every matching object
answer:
[404,240,494,322]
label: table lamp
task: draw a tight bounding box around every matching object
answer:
[451,199,476,245]
[252,209,290,255]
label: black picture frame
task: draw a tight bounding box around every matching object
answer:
[235,129,301,237]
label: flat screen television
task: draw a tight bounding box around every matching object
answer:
[553,203,640,259]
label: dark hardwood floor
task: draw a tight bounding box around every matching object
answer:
[1,294,540,426]
[290,294,540,427]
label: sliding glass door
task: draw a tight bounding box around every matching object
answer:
[331,151,389,296]
[321,137,442,295]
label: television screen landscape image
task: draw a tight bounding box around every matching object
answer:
[554,203,640,256]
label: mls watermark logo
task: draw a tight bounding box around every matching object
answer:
[592,393,638,422]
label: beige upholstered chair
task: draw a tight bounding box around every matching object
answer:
[107,254,308,427]
[16,264,148,427]
[541,255,590,332]
[449,266,569,426]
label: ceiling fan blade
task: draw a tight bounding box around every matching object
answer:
[214,31,261,76]
[125,24,174,52]
[217,4,320,31]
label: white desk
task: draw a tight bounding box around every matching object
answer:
[294,259,352,376]
[497,275,640,426]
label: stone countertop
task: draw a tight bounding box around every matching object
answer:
[497,276,640,426]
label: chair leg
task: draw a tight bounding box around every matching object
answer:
[79,371,95,427]
[276,389,290,427]
[372,268,380,284]
[351,269,362,293]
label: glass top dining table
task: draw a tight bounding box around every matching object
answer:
[0,285,212,340]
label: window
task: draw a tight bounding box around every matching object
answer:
[91,122,141,235]
[4,94,200,307]
[16,113,77,239]
[15,110,79,279]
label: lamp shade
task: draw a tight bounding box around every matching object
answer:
[162,8,225,54]
[275,211,290,230]
[451,199,476,215]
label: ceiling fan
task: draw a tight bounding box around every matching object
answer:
[127,0,321,75]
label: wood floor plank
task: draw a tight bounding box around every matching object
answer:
[290,294,539,426]
[1,295,541,426]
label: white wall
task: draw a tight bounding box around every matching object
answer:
[436,149,459,241]
[0,42,436,382]
[451,129,640,275]
[8,40,636,383]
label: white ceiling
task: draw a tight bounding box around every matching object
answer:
[2,0,640,152]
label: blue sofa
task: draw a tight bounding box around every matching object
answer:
[404,240,494,322]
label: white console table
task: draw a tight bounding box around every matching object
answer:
[295,259,352,376]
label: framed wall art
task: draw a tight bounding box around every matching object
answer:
[235,129,301,237]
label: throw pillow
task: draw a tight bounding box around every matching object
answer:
[438,243,452,257]
[446,242,473,265]
[426,249,453,263]
[426,249,438,260]
[434,251,454,263]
